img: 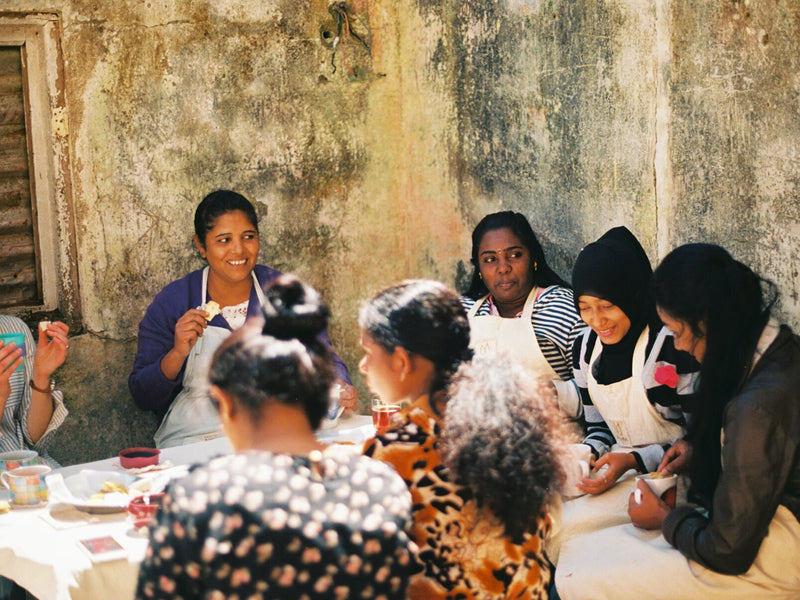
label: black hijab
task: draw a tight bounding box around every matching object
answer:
[572,226,656,383]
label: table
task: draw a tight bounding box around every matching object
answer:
[551,473,769,600]
[0,415,375,600]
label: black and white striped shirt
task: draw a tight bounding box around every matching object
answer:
[557,325,699,472]
[461,286,586,381]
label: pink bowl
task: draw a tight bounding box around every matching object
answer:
[119,447,160,469]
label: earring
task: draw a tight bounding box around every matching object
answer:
[479,273,483,280]
[534,262,538,271]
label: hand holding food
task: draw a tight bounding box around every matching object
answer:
[172,308,209,357]
[658,439,692,475]
[33,321,69,382]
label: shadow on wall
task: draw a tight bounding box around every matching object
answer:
[48,334,160,466]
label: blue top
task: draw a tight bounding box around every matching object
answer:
[128,265,351,414]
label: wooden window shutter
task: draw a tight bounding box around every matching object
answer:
[0,45,41,308]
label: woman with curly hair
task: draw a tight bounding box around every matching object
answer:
[361,280,565,598]
[442,355,570,599]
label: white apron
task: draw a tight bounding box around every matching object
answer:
[587,326,683,449]
[154,267,265,449]
[466,286,559,380]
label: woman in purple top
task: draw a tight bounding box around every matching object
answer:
[128,190,355,448]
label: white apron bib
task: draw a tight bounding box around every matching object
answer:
[587,326,683,449]
[466,286,559,380]
[154,268,265,449]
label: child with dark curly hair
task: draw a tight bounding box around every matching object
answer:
[442,355,571,599]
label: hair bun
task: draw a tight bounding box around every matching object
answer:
[261,274,330,341]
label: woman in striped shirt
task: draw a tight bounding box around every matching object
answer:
[461,211,584,382]
[556,227,699,494]
[0,315,69,466]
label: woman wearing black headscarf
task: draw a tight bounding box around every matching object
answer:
[558,227,699,495]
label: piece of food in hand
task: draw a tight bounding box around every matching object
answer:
[39,321,50,333]
[204,301,221,321]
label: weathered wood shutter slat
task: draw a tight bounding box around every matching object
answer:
[0,45,39,308]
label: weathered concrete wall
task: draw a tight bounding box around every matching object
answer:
[2,0,798,464]
[667,1,800,318]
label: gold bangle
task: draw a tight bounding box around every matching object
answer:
[29,379,55,394]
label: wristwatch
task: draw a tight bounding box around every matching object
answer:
[29,379,55,394]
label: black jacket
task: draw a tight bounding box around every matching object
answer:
[663,324,800,574]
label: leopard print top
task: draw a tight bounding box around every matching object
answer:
[364,395,554,599]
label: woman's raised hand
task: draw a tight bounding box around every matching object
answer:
[172,309,209,358]
[160,309,208,381]
[33,321,70,380]
[578,451,637,495]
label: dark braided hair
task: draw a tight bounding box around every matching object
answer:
[359,280,473,395]
[464,211,570,299]
[194,190,259,247]
[209,274,334,430]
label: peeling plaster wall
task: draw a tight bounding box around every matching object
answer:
[667,1,800,318]
[1,0,798,464]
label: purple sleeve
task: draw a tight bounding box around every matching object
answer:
[319,330,352,384]
[128,280,192,413]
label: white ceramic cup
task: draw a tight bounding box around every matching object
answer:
[563,443,592,497]
[635,472,678,508]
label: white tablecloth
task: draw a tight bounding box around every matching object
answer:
[0,415,375,600]
[551,472,800,600]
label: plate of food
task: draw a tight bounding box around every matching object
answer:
[48,469,159,514]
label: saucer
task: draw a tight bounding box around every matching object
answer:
[11,500,48,510]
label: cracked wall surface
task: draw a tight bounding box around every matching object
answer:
[1,0,797,464]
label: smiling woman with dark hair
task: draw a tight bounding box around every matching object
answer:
[128,190,356,448]
[558,226,699,495]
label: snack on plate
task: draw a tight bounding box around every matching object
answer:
[204,301,221,321]
[0,500,9,514]
[88,480,130,504]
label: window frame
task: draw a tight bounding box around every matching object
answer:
[0,12,80,329]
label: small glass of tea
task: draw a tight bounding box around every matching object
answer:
[371,397,401,432]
